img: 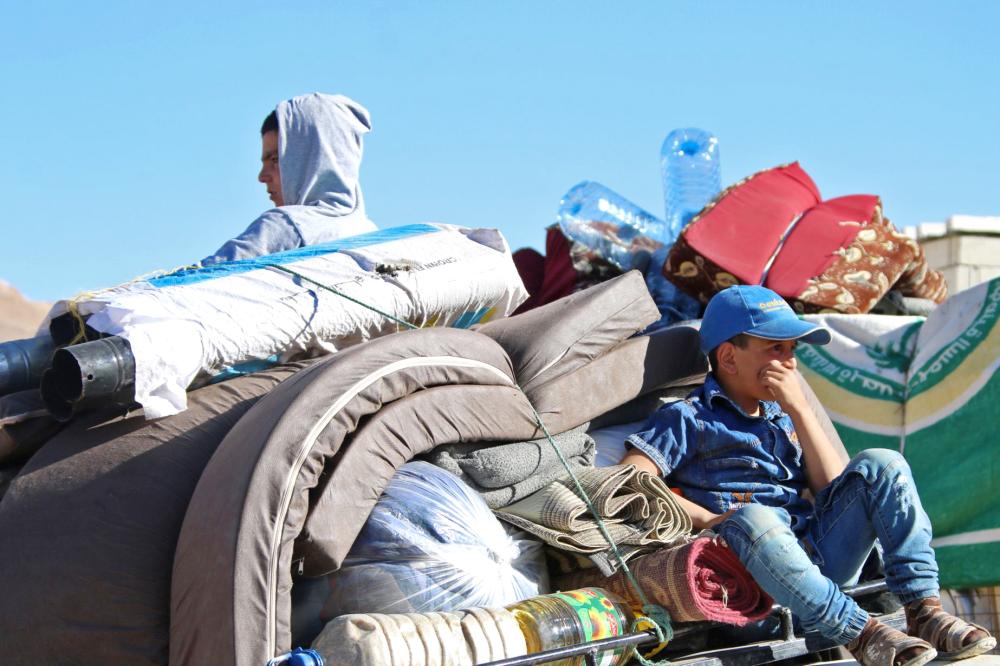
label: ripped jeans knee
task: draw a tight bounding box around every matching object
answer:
[809,448,939,605]
[717,504,868,643]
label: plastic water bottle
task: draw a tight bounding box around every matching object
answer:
[556,181,669,271]
[660,128,721,234]
[267,647,325,666]
[506,587,635,665]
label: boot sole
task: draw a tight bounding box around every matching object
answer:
[936,636,997,661]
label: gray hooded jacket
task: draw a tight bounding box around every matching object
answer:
[201,93,377,265]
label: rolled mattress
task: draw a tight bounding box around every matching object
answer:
[169,321,707,663]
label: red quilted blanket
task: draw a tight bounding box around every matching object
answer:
[554,536,772,626]
[664,162,946,313]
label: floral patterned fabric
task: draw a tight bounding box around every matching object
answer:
[790,205,947,313]
[664,163,947,314]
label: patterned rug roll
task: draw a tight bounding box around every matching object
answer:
[554,536,772,626]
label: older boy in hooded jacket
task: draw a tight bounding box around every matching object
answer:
[202,92,376,265]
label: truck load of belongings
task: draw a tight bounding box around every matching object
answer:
[1,269,776,665]
[795,276,1000,590]
[0,152,982,665]
[38,223,527,419]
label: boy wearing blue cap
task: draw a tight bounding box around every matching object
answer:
[620,285,994,666]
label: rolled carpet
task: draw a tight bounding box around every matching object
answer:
[495,465,691,560]
[554,536,772,626]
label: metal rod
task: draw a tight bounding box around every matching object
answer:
[479,630,659,666]
[481,581,897,666]
[842,579,889,598]
[779,608,795,642]
[762,579,891,625]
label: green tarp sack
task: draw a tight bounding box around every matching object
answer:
[797,277,1000,588]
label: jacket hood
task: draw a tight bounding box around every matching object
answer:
[199,93,376,265]
[277,92,371,214]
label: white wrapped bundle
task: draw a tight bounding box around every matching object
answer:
[47,224,527,417]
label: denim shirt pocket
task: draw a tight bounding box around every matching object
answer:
[703,457,761,472]
[697,429,761,472]
[700,458,764,509]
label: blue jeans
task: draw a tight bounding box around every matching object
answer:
[716,449,939,644]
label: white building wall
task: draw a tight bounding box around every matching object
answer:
[909,216,1000,296]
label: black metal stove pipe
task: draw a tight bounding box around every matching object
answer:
[49,312,106,346]
[0,335,57,396]
[40,336,136,421]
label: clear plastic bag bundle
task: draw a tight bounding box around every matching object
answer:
[297,460,548,634]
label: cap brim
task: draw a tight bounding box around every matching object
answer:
[746,318,831,346]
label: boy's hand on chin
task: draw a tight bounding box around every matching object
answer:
[760,360,807,413]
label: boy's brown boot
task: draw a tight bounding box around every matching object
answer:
[905,597,997,660]
[847,617,937,666]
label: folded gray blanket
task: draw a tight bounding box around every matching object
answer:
[426,427,595,509]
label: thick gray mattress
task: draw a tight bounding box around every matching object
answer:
[0,362,306,665]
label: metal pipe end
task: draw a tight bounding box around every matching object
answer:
[40,369,75,422]
[39,337,136,421]
[0,336,57,396]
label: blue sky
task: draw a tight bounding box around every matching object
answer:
[2,1,998,302]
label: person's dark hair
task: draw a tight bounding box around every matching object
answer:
[708,333,750,372]
[261,110,278,136]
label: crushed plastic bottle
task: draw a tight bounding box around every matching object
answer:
[660,128,721,233]
[506,587,635,666]
[556,181,668,271]
[267,647,324,666]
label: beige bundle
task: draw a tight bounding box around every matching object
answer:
[312,607,526,666]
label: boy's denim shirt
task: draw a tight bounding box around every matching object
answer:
[625,374,813,536]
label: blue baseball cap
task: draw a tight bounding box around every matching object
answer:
[699,285,831,354]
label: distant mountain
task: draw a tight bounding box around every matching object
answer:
[0,281,50,342]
